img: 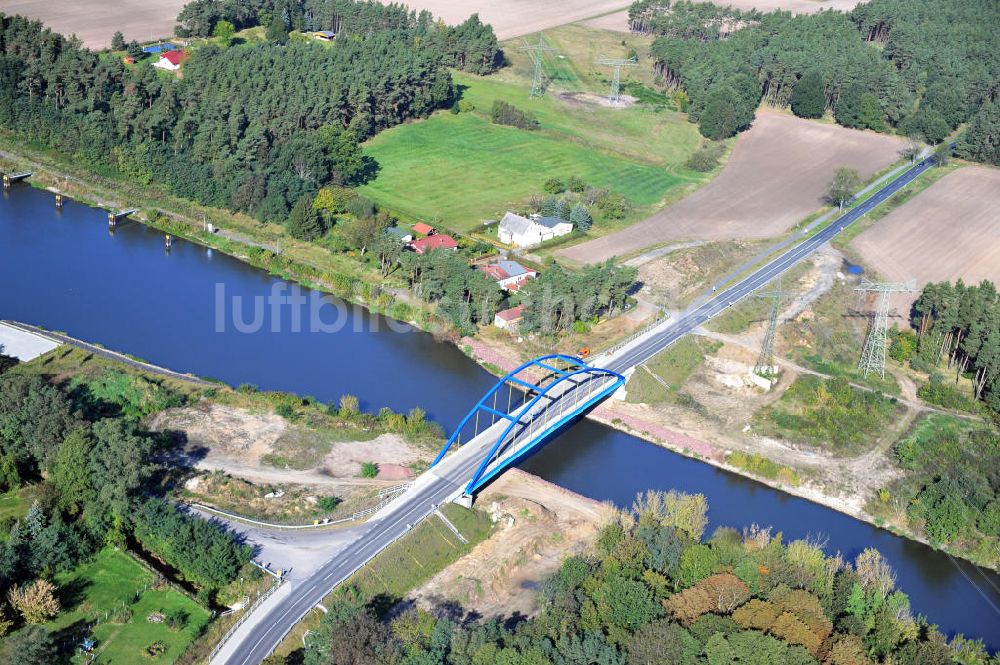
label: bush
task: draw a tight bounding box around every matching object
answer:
[917,373,976,412]
[543,177,566,194]
[567,175,587,192]
[360,462,379,478]
[490,100,540,130]
[685,142,726,172]
[457,99,475,113]
[318,496,341,511]
[596,192,631,220]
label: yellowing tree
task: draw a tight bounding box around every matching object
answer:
[8,579,60,624]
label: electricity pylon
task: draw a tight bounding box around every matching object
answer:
[855,278,915,379]
[753,279,785,379]
[596,56,638,105]
[520,34,558,98]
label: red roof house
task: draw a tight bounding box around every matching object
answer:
[153,50,186,71]
[412,222,435,235]
[410,234,458,254]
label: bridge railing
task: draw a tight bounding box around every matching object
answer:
[465,366,624,494]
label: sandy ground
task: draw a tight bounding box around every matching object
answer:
[580,0,863,32]
[851,166,1000,314]
[558,111,905,264]
[150,402,424,486]
[4,0,631,48]
[412,469,612,618]
[593,247,920,517]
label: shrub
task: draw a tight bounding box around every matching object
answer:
[8,580,60,624]
[685,142,726,172]
[567,176,587,192]
[318,496,341,511]
[917,373,976,412]
[543,177,566,194]
[490,100,540,130]
[360,462,379,478]
[166,609,189,631]
[596,192,631,220]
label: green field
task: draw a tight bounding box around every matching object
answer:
[358,25,707,232]
[44,548,210,664]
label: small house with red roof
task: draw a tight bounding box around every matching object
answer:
[494,305,525,330]
[410,234,458,254]
[153,50,186,72]
[412,222,435,236]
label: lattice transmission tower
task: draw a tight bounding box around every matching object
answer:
[520,34,558,98]
[855,278,915,379]
[596,56,638,105]
[753,279,785,379]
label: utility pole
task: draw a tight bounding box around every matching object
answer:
[596,56,638,105]
[520,34,558,98]
[753,279,785,379]
[855,278,915,379]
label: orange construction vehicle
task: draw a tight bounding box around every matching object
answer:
[577,347,590,360]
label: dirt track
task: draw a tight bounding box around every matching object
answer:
[558,112,904,264]
[851,166,1000,312]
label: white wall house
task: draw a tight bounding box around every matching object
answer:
[497,212,572,248]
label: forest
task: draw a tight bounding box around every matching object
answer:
[175,0,503,75]
[0,360,251,645]
[636,0,1000,164]
[908,280,1000,415]
[293,491,997,665]
[0,2,500,222]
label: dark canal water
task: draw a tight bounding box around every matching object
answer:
[1,184,998,649]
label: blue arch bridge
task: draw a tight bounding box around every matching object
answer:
[430,354,625,504]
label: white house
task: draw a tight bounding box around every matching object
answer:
[497,212,572,248]
[494,304,525,330]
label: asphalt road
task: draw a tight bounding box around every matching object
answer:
[217,155,934,665]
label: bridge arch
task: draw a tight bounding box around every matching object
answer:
[431,355,625,496]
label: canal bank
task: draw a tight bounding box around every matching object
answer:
[2,179,998,648]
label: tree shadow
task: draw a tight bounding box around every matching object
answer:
[350,156,381,187]
[58,576,92,613]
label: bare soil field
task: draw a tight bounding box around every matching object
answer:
[403,0,630,40]
[1,0,186,48]
[412,469,612,618]
[558,111,905,264]
[580,0,863,32]
[851,166,1000,313]
[5,0,629,49]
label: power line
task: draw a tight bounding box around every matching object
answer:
[855,278,915,379]
[596,56,638,105]
[519,34,559,98]
[753,278,785,379]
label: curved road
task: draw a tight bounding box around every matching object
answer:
[217,155,935,665]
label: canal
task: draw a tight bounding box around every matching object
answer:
[1,184,998,648]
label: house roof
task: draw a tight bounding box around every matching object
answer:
[412,222,435,235]
[411,234,457,252]
[385,227,410,238]
[480,265,509,281]
[498,212,534,236]
[535,216,570,229]
[314,30,337,38]
[496,260,533,278]
[496,305,525,322]
[160,50,185,66]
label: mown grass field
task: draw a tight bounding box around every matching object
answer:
[44,548,210,664]
[358,25,708,232]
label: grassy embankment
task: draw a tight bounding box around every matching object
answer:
[359,24,710,233]
[625,336,721,406]
[273,503,494,659]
